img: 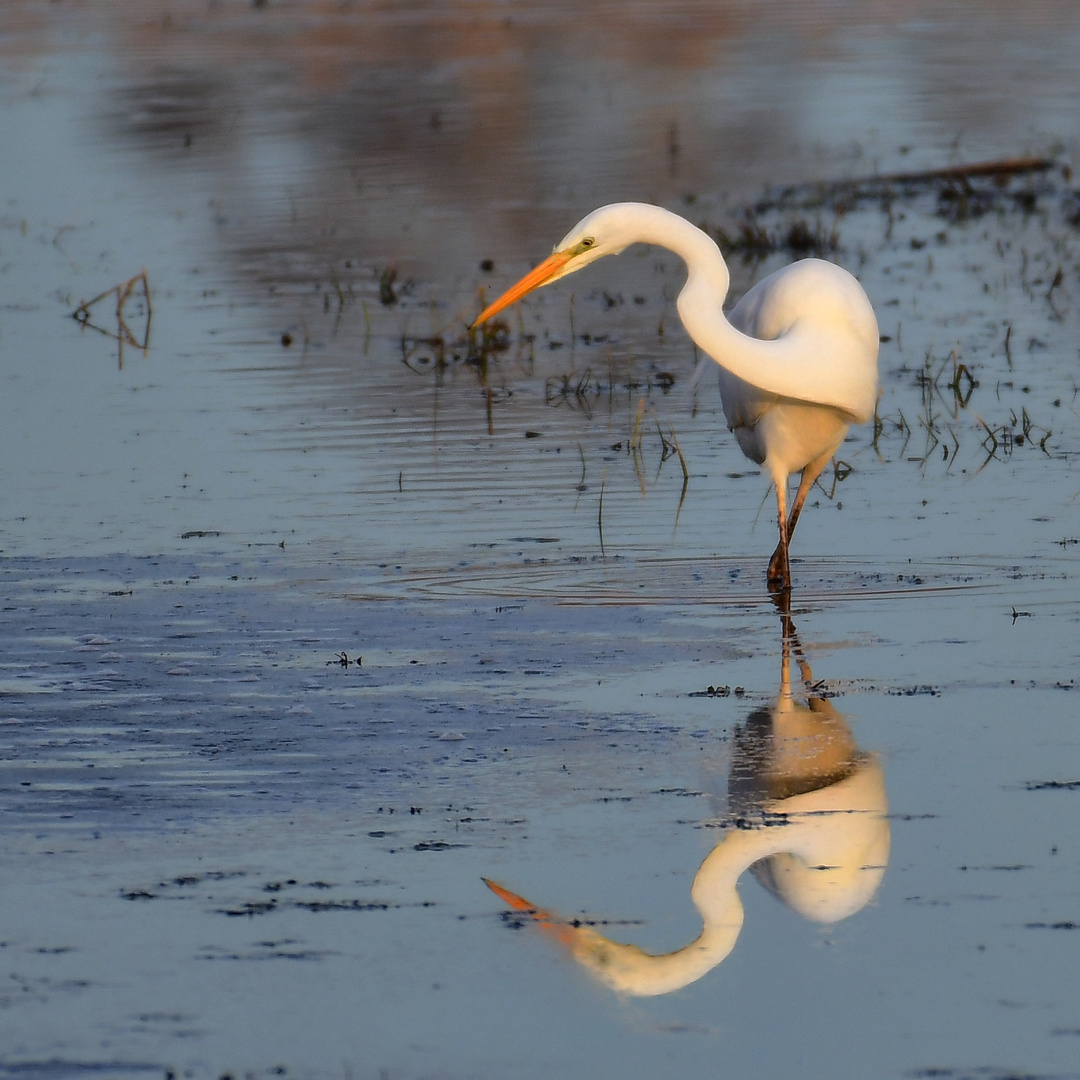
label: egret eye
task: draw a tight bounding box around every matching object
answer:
[581,237,595,249]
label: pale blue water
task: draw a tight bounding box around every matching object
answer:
[1,4,1079,1078]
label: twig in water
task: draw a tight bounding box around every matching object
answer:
[824,459,853,500]
[598,472,607,558]
[974,414,1002,472]
[669,426,690,533]
[630,397,646,453]
[874,156,1056,185]
[72,268,152,368]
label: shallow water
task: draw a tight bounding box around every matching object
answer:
[1,4,1079,1079]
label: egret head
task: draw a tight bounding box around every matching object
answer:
[472,204,639,326]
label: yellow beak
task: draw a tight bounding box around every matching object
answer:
[482,877,581,948]
[472,249,574,326]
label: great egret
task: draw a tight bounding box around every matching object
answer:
[472,203,879,590]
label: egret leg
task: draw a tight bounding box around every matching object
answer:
[785,450,834,545]
[767,479,791,592]
[768,451,834,591]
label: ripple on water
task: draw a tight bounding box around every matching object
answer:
[362,552,1047,605]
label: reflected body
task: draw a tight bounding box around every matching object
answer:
[473,203,879,590]
[484,618,889,996]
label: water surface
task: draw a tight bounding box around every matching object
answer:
[1,4,1079,1079]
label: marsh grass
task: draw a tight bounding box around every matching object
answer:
[872,342,1056,474]
[710,214,841,262]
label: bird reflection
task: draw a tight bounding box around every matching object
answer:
[483,614,889,996]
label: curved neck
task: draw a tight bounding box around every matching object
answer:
[628,209,801,400]
[627,205,733,304]
[570,823,802,997]
[628,207,875,418]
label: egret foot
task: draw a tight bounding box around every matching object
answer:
[767,542,791,594]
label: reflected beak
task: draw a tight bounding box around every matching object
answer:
[472,249,574,326]
[482,877,582,949]
[482,876,544,914]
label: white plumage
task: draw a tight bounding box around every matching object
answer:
[474,202,879,590]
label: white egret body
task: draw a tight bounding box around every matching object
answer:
[482,617,890,996]
[473,203,879,590]
[484,760,888,996]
